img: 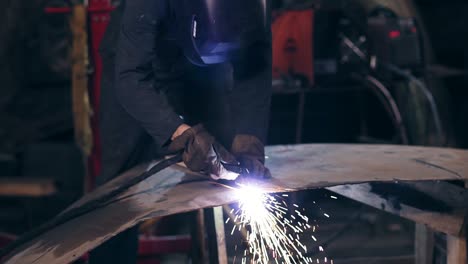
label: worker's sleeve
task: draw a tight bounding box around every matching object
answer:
[114,0,183,147]
[230,34,273,143]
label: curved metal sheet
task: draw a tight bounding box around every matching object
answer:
[3,144,468,264]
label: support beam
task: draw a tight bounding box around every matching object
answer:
[414,224,434,264]
[403,181,468,209]
[70,3,93,192]
[327,183,466,236]
[213,207,228,264]
[447,236,467,264]
[203,207,228,264]
[193,209,208,264]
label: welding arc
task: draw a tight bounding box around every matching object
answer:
[0,154,184,259]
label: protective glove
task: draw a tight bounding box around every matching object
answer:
[168,124,240,180]
[231,135,271,179]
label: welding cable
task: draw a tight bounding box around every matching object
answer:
[384,64,445,145]
[365,75,409,144]
[338,35,408,144]
[0,154,185,259]
[355,74,409,145]
[339,26,440,145]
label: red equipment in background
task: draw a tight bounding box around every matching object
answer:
[272,9,315,86]
[86,0,112,190]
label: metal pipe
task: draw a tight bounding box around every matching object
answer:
[361,75,409,144]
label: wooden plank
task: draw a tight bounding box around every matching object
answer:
[202,209,218,263]
[195,209,208,264]
[447,236,467,264]
[70,4,92,158]
[70,4,92,193]
[327,183,465,236]
[2,144,468,264]
[213,207,228,264]
[414,224,434,264]
[0,178,56,197]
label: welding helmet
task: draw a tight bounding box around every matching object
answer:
[173,0,269,66]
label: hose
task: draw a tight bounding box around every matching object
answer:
[340,29,442,145]
[353,74,409,144]
[364,75,409,144]
[384,64,444,145]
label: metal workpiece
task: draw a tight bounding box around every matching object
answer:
[2,144,468,264]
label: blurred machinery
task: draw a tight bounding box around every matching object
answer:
[269,2,445,147]
[272,4,424,85]
[272,9,315,86]
[367,8,423,69]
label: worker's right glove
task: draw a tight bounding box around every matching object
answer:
[168,124,240,180]
[231,135,271,179]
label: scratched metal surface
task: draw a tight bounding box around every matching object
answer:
[2,144,468,264]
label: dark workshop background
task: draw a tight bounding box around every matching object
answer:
[0,0,467,263]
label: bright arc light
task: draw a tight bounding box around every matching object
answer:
[235,185,268,223]
[232,184,319,264]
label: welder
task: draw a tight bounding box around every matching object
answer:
[91,0,272,263]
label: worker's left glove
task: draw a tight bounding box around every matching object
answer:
[231,135,271,179]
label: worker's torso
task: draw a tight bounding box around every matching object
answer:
[100,0,235,145]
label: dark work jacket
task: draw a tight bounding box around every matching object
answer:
[98,0,272,184]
